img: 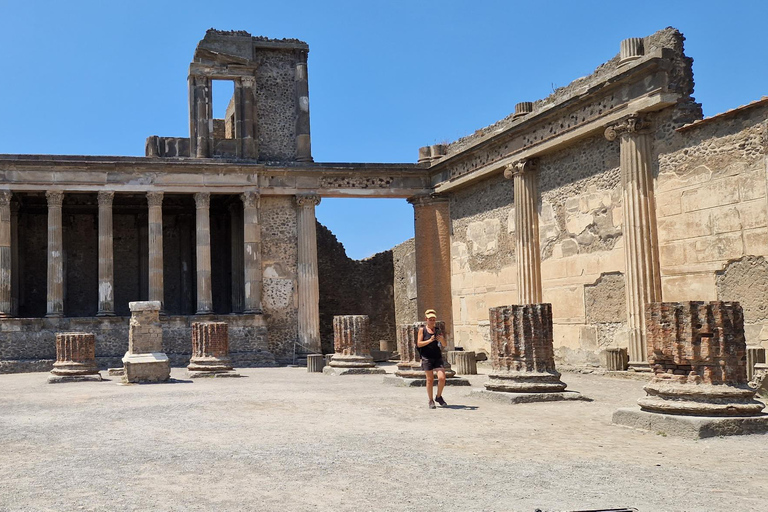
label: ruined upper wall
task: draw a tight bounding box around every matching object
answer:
[442,28,698,157]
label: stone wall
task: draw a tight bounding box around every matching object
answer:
[259,195,299,361]
[254,49,301,162]
[0,314,272,373]
[655,103,768,349]
[317,222,395,354]
[393,238,418,327]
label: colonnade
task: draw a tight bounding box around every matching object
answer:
[0,191,322,352]
[409,114,661,369]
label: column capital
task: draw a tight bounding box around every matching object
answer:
[146,191,164,208]
[503,158,538,180]
[295,194,320,208]
[98,190,115,206]
[190,74,209,86]
[407,194,449,207]
[240,76,256,88]
[604,114,650,141]
[241,191,261,209]
[194,192,211,209]
[46,191,64,207]
[0,190,11,206]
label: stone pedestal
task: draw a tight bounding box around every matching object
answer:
[48,332,102,383]
[323,315,385,376]
[307,354,324,373]
[471,304,585,403]
[187,322,239,378]
[122,301,170,383]
[613,301,768,438]
[384,322,470,387]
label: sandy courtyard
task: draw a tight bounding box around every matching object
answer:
[0,365,766,512]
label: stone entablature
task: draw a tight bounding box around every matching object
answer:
[0,156,429,198]
[431,45,685,193]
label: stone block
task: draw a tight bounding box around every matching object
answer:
[694,232,744,263]
[612,407,768,439]
[681,179,739,212]
[122,352,170,383]
[660,274,716,302]
[469,389,588,404]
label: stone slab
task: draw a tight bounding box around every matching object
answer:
[187,370,242,378]
[107,367,125,376]
[122,352,171,383]
[323,366,387,376]
[47,374,103,384]
[612,407,768,439]
[469,389,589,404]
[382,376,471,387]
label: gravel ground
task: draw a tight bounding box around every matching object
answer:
[0,364,766,512]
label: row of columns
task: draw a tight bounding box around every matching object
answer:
[410,114,661,370]
[0,190,282,320]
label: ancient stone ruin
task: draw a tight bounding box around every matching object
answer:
[323,315,385,376]
[48,332,101,383]
[187,322,239,378]
[470,304,585,403]
[613,301,768,438]
[122,301,170,384]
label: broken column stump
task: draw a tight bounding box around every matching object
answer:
[613,301,768,438]
[307,354,325,373]
[187,322,240,378]
[122,301,170,384]
[48,332,102,383]
[470,304,586,403]
[383,322,470,387]
[452,351,477,375]
[605,347,629,371]
[323,315,385,376]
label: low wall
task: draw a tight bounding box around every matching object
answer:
[0,314,273,373]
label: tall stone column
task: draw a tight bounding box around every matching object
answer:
[295,194,321,352]
[0,190,12,317]
[147,192,164,311]
[504,159,542,304]
[408,195,454,348]
[189,74,212,158]
[10,199,19,316]
[235,76,258,159]
[195,192,213,314]
[97,191,115,316]
[242,191,262,314]
[295,52,313,162]
[46,190,64,318]
[229,202,244,314]
[605,115,662,371]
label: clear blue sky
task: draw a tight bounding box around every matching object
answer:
[1,1,766,259]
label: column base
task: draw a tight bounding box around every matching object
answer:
[323,366,386,376]
[48,374,103,384]
[470,389,589,404]
[383,375,471,387]
[612,407,768,439]
[96,311,116,317]
[628,361,653,372]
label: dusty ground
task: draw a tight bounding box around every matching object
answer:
[0,364,766,512]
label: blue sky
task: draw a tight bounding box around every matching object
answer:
[1,1,766,259]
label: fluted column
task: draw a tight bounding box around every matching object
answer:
[295,194,321,352]
[97,191,115,316]
[408,195,454,349]
[504,159,542,304]
[235,76,258,159]
[0,190,12,317]
[242,191,262,314]
[189,74,212,158]
[10,199,19,316]
[146,192,164,311]
[46,191,64,317]
[229,202,244,313]
[195,192,213,314]
[605,115,662,371]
